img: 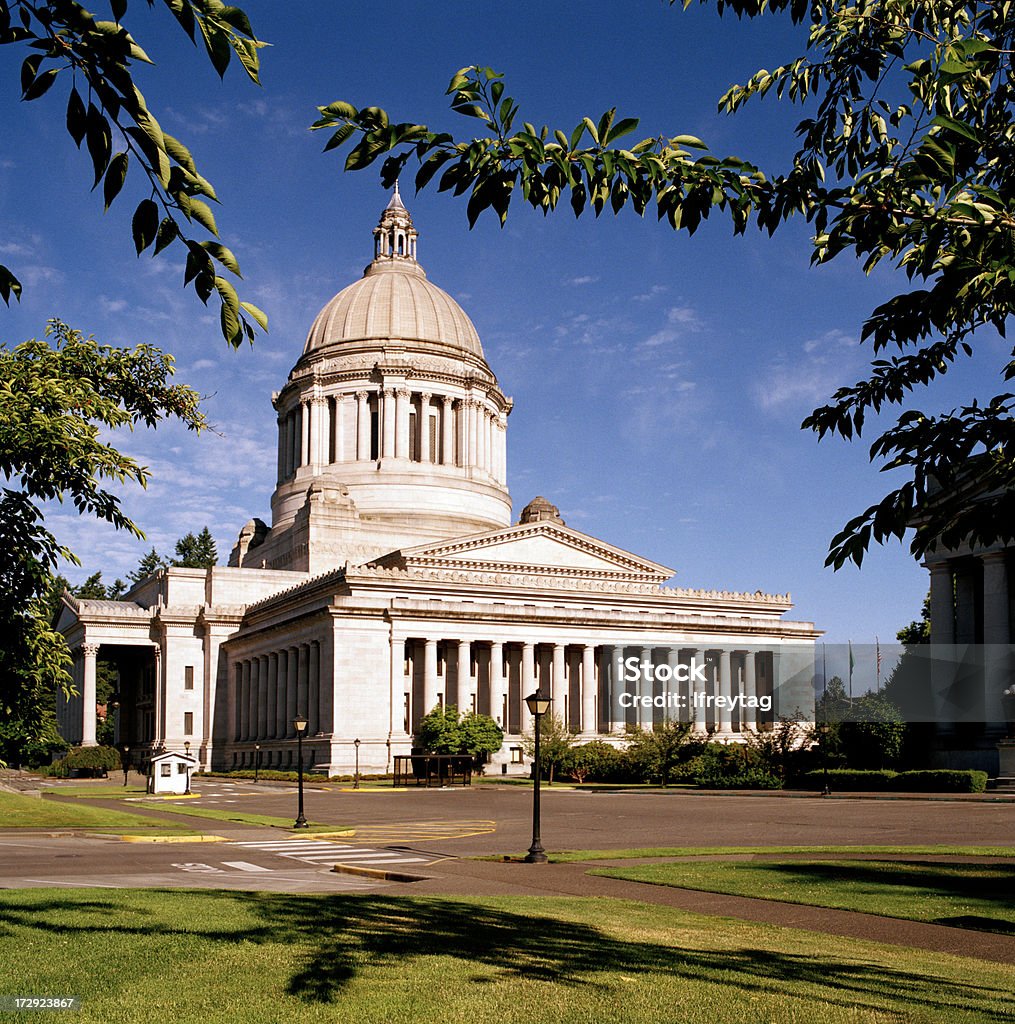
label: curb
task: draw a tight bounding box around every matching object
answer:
[115,833,230,844]
[331,863,430,883]
[293,829,356,839]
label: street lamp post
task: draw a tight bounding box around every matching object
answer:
[293,716,309,829]
[183,740,192,795]
[254,744,260,784]
[819,722,831,797]
[523,690,552,863]
[353,738,361,790]
[122,745,130,787]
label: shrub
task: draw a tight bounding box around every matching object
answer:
[565,741,622,783]
[801,768,898,790]
[695,765,783,789]
[50,745,122,778]
[895,770,988,794]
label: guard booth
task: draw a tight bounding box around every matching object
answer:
[148,751,196,795]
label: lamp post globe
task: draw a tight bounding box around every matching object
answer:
[293,716,309,829]
[523,690,552,864]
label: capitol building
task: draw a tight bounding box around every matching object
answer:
[57,189,819,775]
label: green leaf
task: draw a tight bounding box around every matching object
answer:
[188,198,219,236]
[930,114,979,144]
[66,87,86,148]
[23,67,58,102]
[111,0,127,23]
[0,264,22,304]
[131,199,159,254]
[322,123,355,152]
[162,133,197,174]
[102,152,129,211]
[202,241,242,276]
[20,54,42,96]
[85,104,112,188]
[153,217,179,256]
[239,300,269,332]
[317,100,358,121]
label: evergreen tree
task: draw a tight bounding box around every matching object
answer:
[128,548,167,584]
[172,526,218,568]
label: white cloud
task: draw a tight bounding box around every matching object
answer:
[755,329,861,413]
[566,275,598,286]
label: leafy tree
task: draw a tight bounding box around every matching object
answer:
[742,714,809,780]
[0,0,268,345]
[172,526,217,568]
[415,704,503,766]
[623,719,692,786]
[565,740,620,784]
[522,713,574,785]
[897,592,932,647]
[128,547,167,584]
[316,1,1015,567]
[838,693,907,770]
[0,321,205,755]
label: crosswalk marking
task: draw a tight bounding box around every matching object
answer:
[231,839,427,868]
[221,861,271,872]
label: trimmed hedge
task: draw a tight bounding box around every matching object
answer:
[49,745,122,778]
[802,768,987,793]
[696,767,783,790]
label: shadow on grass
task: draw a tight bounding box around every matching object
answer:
[744,861,1015,933]
[0,891,1008,1017]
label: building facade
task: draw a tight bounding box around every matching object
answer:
[57,190,820,774]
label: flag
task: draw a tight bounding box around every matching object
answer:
[876,636,882,691]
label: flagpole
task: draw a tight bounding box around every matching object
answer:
[848,640,854,703]
[875,635,881,693]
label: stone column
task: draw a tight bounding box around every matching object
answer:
[423,638,439,716]
[276,415,285,483]
[581,644,596,734]
[299,399,310,468]
[955,563,978,644]
[718,649,733,736]
[551,643,567,723]
[690,650,708,735]
[246,656,259,742]
[266,653,278,740]
[489,641,504,728]
[743,651,757,732]
[239,660,250,740]
[419,393,432,463]
[308,641,320,735]
[275,648,288,739]
[286,647,298,737]
[478,406,488,473]
[457,639,472,713]
[468,400,479,470]
[498,416,508,484]
[297,643,309,721]
[638,647,653,729]
[334,394,347,462]
[520,642,535,733]
[983,553,1011,730]
[80,642,99,747]
[442,396,454,466]
[355,391,370,460]
[310,394,327,471]
[928,562,955,644]
[381,387,396,459]
[395,388,410,459]
[253,655,266,740]
[664,647,681,724]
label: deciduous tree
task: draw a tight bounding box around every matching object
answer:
[315,0,1015,567]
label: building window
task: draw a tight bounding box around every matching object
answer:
[510,746,523,764]
[184,665,194,690]
[409,410,418,461]
[160,763,171,777]
[184,712,193,735]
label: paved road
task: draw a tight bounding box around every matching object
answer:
[3,778,1011,895]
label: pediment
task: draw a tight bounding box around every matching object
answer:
[370,521,674,582]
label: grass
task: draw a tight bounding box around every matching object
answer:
[40,786,151,799]
[548,844,1015,863]
[138,802,345,833]
[0,889,1011,1024]
[593,860,1015,934]
[0,791,198,835]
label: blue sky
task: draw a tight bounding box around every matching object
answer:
[4,0,992,642]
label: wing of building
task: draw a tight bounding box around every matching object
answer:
[56,189,820,775]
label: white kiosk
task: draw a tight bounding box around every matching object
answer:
[148,751,197,795]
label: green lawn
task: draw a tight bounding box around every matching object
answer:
[0,889,1011,1024]
[549,844,1015,863]
[0,791,197,834]
[593,859,1015,934]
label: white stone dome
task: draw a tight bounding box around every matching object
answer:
[302,260,484,359]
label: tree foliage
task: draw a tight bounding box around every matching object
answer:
[0,0,268,345]
[522,713,575,784]
[314,0,1015,567]
[0,320,206,752]
[415,703,503,762]
[623,719,692,786]
[172,525,217,568]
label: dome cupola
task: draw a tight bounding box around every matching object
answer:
[235,190,513,574]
